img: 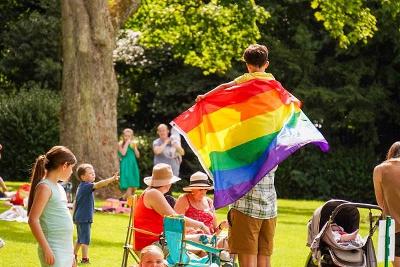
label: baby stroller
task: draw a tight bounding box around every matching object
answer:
[305,199,382,267]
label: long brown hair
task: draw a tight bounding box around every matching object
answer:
[386,141,400,160]
[27,146,76,214]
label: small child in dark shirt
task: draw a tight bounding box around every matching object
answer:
[73,163,119,264]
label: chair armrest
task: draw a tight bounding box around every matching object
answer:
[183,239,222,255]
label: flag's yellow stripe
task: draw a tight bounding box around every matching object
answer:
[188,104,294,154]
[195,90,283,134]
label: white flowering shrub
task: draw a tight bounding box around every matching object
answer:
[113,30,150,66]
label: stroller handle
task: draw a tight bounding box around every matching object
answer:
[330,202,382,221]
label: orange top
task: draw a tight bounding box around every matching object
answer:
[133,192,163,250]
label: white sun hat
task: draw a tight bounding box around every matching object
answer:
[182,171,214,191]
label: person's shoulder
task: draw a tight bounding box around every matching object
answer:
[373,163,387,175]
[145,188,163,197]
[34,182,52,198]
[36,181,51,191]
[176,193,189,201]
[78,181,94,191]
[265,72,275,78]
[234,72,275,84]
[153,138,161,145]
[234,73,250,84]
[84,182,94,187]
[144,189,165,204]
[375,161,388,169]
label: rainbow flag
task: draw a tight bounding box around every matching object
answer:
[171,79,329,208]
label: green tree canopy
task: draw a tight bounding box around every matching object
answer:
[0,0,61,89]
[126,0,270,74]
[311,0,400,48]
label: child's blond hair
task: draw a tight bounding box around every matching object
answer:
[76,163,93,180]
[139,245,165,265]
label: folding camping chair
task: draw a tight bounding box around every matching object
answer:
[121,195,162,267]
[164,215,226,266]
[121,198,232,267]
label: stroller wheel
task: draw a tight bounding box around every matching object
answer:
[305,252,318,267]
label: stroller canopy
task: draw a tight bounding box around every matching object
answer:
[318,199,360,234]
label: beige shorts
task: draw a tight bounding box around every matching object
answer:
[228,209,276,255]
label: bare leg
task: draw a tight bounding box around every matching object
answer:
[74,242,81,256]
[123,187,136,199]
[393,256,400,267]
[238,253,257,267]
[257,255,271,267]
[81,244,89,259]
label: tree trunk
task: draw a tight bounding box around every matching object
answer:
[61,0,139,197]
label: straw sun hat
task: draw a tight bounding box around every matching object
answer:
[182,171,214,191]
[144,163,181,187]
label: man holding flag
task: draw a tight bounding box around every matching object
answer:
[172,44,329,267]
[200,44,279,267]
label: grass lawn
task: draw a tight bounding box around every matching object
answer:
[0,182,385,266]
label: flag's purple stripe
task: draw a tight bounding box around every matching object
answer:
[212,112,329,192]
[255,140,329,181]
[213,139,328,208]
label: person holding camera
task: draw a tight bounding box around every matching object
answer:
[152,124,184,177]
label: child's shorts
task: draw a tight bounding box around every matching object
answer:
[228,209,276,256]
[76,222,92,245]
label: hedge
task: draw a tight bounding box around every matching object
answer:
[0,88,60,181]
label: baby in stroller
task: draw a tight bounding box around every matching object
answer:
[331,224,360,244]
[306,199,382,267]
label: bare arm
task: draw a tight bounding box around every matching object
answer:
[145,190,210,234]
[373,165,385,209]
[196,81,236,102]
[28,184,55,265]
[174,194,189,214]
[0,177,7,192]
[173,143,185,156]
[93,174,119,190]
[118,140,130,156]
[153,139,170,155]
[131,143,140,158]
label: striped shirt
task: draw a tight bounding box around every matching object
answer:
[232,166,278,219]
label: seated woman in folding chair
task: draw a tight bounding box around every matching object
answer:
[174,171,228,236]
[134,163,210,251]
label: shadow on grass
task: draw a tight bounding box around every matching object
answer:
[87,237,125,248]
[278,219,310,227]
[278,206,316,217]
[0,221,36,244]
